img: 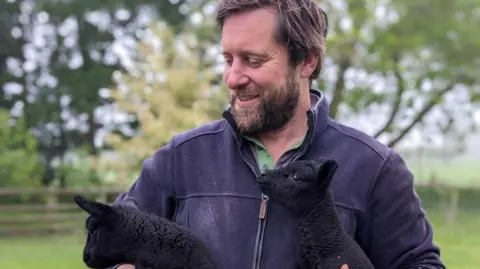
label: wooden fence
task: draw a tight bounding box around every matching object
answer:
[0,187,124,237]
[0,182,478,237]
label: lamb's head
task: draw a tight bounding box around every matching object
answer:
[257,159,338,215]
[73,195,132,268]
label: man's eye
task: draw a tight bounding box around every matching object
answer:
[247,58,262,66]
[223,56,233,65]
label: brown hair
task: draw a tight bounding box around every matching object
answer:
[216,0,329,83]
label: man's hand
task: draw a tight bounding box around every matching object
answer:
[340,264,349,269]
[117,265,135,269]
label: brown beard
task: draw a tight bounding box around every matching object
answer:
[229,68,300,135]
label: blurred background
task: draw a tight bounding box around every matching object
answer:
[0,0,479,268]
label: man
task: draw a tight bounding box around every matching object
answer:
[109,0,445,268]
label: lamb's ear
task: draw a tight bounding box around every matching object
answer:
[315,159,338,190]
[73,195,113,218]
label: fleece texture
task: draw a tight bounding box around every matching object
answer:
[74,195,216,269]
[257,159,375,269]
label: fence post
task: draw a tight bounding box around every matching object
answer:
[445,188,459,226]
[45,186,59,234]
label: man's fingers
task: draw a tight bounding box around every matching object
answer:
[340,264,349,269]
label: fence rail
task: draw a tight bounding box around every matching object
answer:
[0,203,79,212]
[0,187,126,195]
[0,182,478,237]
[0,187,124,237]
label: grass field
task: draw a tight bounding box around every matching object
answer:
[406,158,479,187]
[0,208,479,269]
[0,232,86,268]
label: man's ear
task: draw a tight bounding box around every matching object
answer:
[315,159,338,189]
[299,52,319,79]
[74,195,113,218]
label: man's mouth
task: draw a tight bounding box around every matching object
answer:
[236,94,259,102]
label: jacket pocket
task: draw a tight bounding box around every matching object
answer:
[173,197,189,227]
[335,204,358,238]
[176,194,260,269]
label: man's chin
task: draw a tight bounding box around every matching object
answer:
[237,126,260,135]
[230,111,261,134]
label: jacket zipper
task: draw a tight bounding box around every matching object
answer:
[241,111,316,269]
[240,151,265,269]
[243,150,308,269]
[259,194,268,219]
[253,193,269,269]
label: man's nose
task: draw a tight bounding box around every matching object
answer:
[225,61,249,89]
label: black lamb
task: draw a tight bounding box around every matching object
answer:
[73,195,216,269]
[257,159,375,269]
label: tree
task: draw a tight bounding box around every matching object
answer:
[94,23,227,186]
[0,109,44,188]
[316,0,479,150]
[1,0,211,187]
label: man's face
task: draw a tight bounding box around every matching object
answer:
[221,7,300,134]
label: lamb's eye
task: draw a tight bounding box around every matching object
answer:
[87,230,97,239]
[291,174,299,181]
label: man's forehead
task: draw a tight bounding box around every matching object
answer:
[220,8,277,50]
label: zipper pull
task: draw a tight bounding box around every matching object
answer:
[259,195,268,219]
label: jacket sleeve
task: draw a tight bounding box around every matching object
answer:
[104,140,177,269]
[365,150,446,269]
[111,139,176,218]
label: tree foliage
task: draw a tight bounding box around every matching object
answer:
[95,23,227,184]
[1,0,208,187]
[317,0,479,150]
[1,0,478,188]
[0,109,44,188]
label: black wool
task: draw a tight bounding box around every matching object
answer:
[73,195,216,269]
[257,159,375,269]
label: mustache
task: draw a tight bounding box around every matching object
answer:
[230,88,260,98]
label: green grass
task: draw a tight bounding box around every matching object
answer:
[425,209,480,268]
[0,208,479,269]
[406,158,480,187]
[0,232,87,268]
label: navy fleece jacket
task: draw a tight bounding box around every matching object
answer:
[108,89,445,269]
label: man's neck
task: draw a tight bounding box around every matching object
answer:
[258,111,308,147]
[257,94,312,163]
